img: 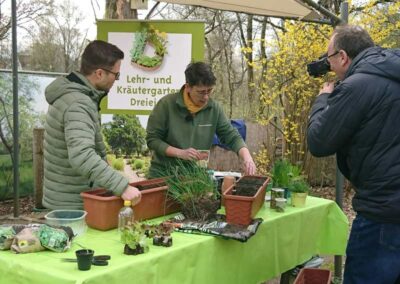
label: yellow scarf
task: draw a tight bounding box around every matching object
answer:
[183,88,204,114]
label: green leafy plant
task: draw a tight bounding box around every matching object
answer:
[162,160,219,221]
[287,179,310,193]
[120,222,149,253]
[271,159,302,188]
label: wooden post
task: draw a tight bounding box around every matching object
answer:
[33,128,45,209]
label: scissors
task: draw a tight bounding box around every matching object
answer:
[62,255,111,266]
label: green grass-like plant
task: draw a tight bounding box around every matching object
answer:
[162,160,219,220]
[271,159,302,188]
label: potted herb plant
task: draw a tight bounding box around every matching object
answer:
[151,223,174,247]
[163,161,220,221]
[120,222,149,255]
[287,179,310,207]
[271,159,302,188]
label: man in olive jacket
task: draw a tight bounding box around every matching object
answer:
[43,40,141,210]
[307,25,400,283]
[146,62,256,177]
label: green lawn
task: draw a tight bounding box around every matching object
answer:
[0,154,34,200]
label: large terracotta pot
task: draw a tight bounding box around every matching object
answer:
[223,175,269,226]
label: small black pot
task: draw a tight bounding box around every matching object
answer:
[75,249,94,271]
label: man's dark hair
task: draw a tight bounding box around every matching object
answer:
[333,25,374,59]
[184,62,216,86]
[80,40,124,75]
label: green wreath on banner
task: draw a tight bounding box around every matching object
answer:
[130,26,168,70]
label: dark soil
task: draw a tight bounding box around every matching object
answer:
[136,183,165,191]
[124,244,145,255]
[96,191,114,197]
[237,176,266,187]
[232,185,259,197]
[181,197,220,221]
[153,235,172,247]
[232,176,268,197]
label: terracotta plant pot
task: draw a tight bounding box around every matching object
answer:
[294,268,332,284]
[291,192,308,208]
[223,175,269,226]
[81,189,123,231]
[81,178,180,231]
[130,178,180,221]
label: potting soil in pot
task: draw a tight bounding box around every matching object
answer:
[231,176,265,196]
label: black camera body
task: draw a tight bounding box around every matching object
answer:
[307,54,331,77]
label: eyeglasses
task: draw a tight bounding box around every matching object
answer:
[100,68,120,80]
[193,87,214,96]
[327,51,339,59]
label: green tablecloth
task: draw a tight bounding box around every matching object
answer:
[0,196,348,284]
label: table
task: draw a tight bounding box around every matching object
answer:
[0,197,348,284]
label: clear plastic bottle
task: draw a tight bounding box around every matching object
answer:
[207,170,219,191]
[118,200,134,233]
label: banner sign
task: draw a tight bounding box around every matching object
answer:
[97,20,205,115]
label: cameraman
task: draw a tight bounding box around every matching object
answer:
[307,25,400,284]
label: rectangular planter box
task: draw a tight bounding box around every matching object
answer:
[130,178,180,221]
[294,268,332,284]
[223,175,269,226]
[81,178,180,231]
[81,189,123,231]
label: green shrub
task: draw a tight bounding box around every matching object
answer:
[271,159,302,188]
[132,159,145,170]
[112,158,124,171]
[107,154,117,164]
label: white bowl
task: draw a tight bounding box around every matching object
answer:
[45,210,87,237]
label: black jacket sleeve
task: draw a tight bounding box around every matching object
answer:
[307,83,367,157]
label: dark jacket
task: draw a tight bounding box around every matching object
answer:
[43,72,128,209]
[146,87,246,177]
[308,46,400,223]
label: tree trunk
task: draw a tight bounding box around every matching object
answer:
[105,0,138,19]
[246,14,254,104]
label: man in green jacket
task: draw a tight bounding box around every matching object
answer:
[43,40,141,209]
[146,62,256,177]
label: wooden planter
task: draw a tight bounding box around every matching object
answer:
[223,175,269,226]
[81,178,180,231]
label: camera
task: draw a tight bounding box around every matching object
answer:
[307,53,331,77]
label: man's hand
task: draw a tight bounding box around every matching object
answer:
[319,82,335,95]
[121,186,142,206]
